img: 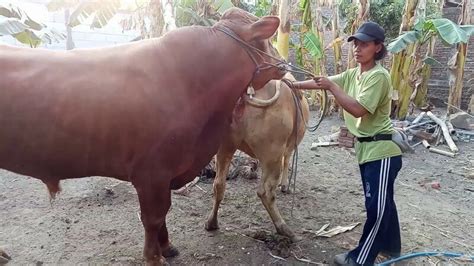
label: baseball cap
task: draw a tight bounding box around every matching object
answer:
[348,21,385,42]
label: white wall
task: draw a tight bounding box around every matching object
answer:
[0,0,139,49]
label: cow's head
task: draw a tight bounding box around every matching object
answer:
[216,8,287,90]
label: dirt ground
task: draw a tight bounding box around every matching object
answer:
[1,111,473,265]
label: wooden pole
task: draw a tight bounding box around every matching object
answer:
[422,139,431,149]
[412,111,426,124]
[426,111,459,153]
[429,147,456,158]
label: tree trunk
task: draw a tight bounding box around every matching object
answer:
[64,8,75,50]
[347,0,369,69]
[390,0,419,119]
[312,0,326,76]
[447,0,471,114]
[276,0,291,60]
[163,0,177,33]
[332,0,343,75]
[415,36,436,107]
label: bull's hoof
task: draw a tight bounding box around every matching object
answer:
[162,245,180,258]
[0,248,11,264]
[145,256,168,266]
[205,218,219,231]
[0,256,9,264]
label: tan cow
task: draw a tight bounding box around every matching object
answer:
[205,73,310,242]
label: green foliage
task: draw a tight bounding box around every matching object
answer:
[388,18,474,54]
[175,0,234,27]
[387,31,421,53]
[250,0,273,17]
[303,31,323,58]
[338,0,441,40]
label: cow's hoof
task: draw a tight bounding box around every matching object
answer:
[277,224,301,242]
[162,245,179,258]
[205,219,219,231]
[279,185,290,193]
[290,234,303,242]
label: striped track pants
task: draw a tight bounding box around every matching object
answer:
[348,155,402,266]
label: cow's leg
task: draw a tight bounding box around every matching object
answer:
[159,221,179,258]
[258,158,301,242]
[205,146,236,231]
[279,153,292,193]
[135,181,172,265]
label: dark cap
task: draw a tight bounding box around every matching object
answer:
[348,21,385,42]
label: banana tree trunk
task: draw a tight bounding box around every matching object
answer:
[64,8,75,50]
[276,0,291,60]
[149,0,165,38]
[447,0,471,114]
[390,0,419,119]
[313,1,326,76]
[163,0,177,33]
[347,0,369,69]
[332,0,343,75]
[414,36,435,107]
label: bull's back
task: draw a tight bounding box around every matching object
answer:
[0,44,169,179]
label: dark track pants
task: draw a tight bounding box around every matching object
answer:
[348,155,402,266]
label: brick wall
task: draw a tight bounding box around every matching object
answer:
[428,7,474,109]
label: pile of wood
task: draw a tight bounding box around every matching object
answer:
[399,111,474,157]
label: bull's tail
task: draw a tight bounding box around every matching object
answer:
[42,179,61,201]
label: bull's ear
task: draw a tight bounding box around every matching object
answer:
[248,16,280,41]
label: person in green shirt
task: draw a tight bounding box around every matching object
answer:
[292,21,402,266]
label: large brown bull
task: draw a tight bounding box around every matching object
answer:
[205,73,310,242]
[0,8,286,265]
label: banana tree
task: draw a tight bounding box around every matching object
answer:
[447,0,472,114]
[0,3,65,48]
[388,17,474,117]
[47,0,121,28]
[293,0,327,114]
[389,0,419,119]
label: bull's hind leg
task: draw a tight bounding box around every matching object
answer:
[258,158,301,242]
[205,145,236,231]
[135,180,172,266]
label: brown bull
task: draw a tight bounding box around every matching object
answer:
[205,73,310,242]
[0,8,286,265]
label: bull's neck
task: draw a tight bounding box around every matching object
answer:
[195,29,256,112]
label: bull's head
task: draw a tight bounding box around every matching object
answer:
[216,8,287,90]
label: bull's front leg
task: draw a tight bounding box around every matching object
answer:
[135,180,173,265]
[159,221,179,258]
